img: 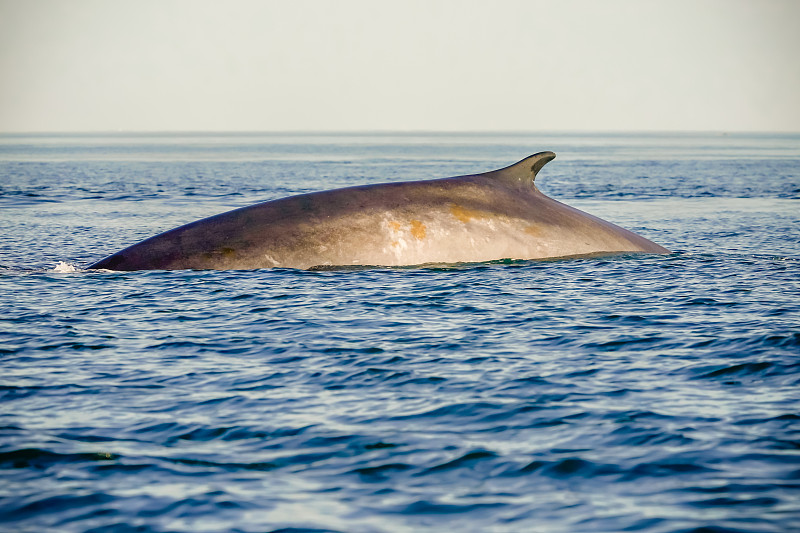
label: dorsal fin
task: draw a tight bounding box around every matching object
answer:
[486,151,556,185]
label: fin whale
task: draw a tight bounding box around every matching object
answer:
[88,152,668,271]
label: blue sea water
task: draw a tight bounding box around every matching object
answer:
[0,132,799,533]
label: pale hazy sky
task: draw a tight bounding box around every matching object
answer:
[1,0,798,132]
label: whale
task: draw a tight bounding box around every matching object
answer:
[88,152,668,271]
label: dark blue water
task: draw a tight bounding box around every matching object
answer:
[1,132,799,532]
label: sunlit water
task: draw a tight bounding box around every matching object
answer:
[1,132,799,533]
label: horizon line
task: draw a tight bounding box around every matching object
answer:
[1,129,799,136]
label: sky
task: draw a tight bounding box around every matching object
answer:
[1,0,798,132]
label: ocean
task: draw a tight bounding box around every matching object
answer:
[1,132,798,532]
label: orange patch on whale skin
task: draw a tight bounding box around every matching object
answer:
[524,224,542,237]
[388,221,403,232]
[450,204,489,224]
[409,220,426,240]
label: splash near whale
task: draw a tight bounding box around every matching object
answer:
[88,152,668,271]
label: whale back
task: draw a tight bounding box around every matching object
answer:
[88,153,668,271]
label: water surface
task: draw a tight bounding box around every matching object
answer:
[1,132,799,532]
